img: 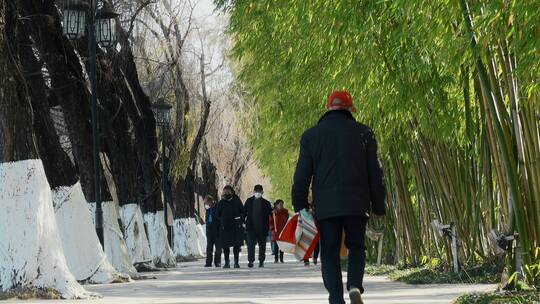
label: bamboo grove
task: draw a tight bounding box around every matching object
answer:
[216,0,540,285]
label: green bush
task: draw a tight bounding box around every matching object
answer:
[363,258,502,285]
[455,291,540,304]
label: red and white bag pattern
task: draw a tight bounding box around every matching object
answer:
[294,211,320,261]
[276,213,299,254]
[276,210,320,261]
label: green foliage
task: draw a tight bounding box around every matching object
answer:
[170,112,198,182]
[0,288,60,300]
[524,248,540,287]
[363,258,503,285]
[362,264,398,277]
[221,0,473,200]
[387,266,499,285]
[217,0,527,200]
[219,0,540,286]
[456,291,540,304]
[170,142,190,182]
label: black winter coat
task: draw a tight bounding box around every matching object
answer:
[244,196,273,236]
[292,110,386,220]
[216,195,245,247]
[205,205,220,238]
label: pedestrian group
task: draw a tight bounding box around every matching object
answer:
[204,184,294,269]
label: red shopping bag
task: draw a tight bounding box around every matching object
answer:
[277,214,299,254]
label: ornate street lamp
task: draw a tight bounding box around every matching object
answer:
[152,98,173,245]
[59,0,119,49]
[59,0,120,249]
[60,0,88,40]
[95,5,119,49]
[152,98,173,126]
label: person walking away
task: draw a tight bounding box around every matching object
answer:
[269,199,289,263]
[217,186,245,269]
[244,185,273,268]
[292,90,386,304]
[204,195,221,268]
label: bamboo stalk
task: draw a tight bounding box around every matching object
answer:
[459,0,532,272]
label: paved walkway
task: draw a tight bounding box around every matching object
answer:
[9,252,495,304]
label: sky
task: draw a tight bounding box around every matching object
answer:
[193,0,219,25]
[188,0,234,96]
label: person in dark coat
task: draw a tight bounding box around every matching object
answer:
[269,199,289,263]
[216,185,245,268]
[243,185,273,268]
[204,195,221,268]
[292,90,386,304]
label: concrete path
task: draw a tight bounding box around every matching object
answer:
[8,252,495,304]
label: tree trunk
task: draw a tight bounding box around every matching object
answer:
[0,1,37,161]
[88,50,139,207]
[198,141,218,200]
[18,24,78,188]
[188,53,212,174]
[0,1,90,297]
[0,125,4,161]
[176,52,213,219]
[16,19,128,284]
[19,0,113,202]
[116,27,162,213]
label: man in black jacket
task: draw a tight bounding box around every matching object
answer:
[292,90,386,304]
[244,185,273,268]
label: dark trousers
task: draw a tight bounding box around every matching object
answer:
[247,230,267,263]
[206,234,221,266]
[272,241,284,261]
[304,243,320,264]
[223,246,241,265]
[319,216,368,304]
[313,242,320,261]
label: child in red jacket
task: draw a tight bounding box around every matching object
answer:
[269,200,290,263]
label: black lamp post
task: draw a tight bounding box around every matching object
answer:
[60,0,119,249]
[152,98,173,245]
